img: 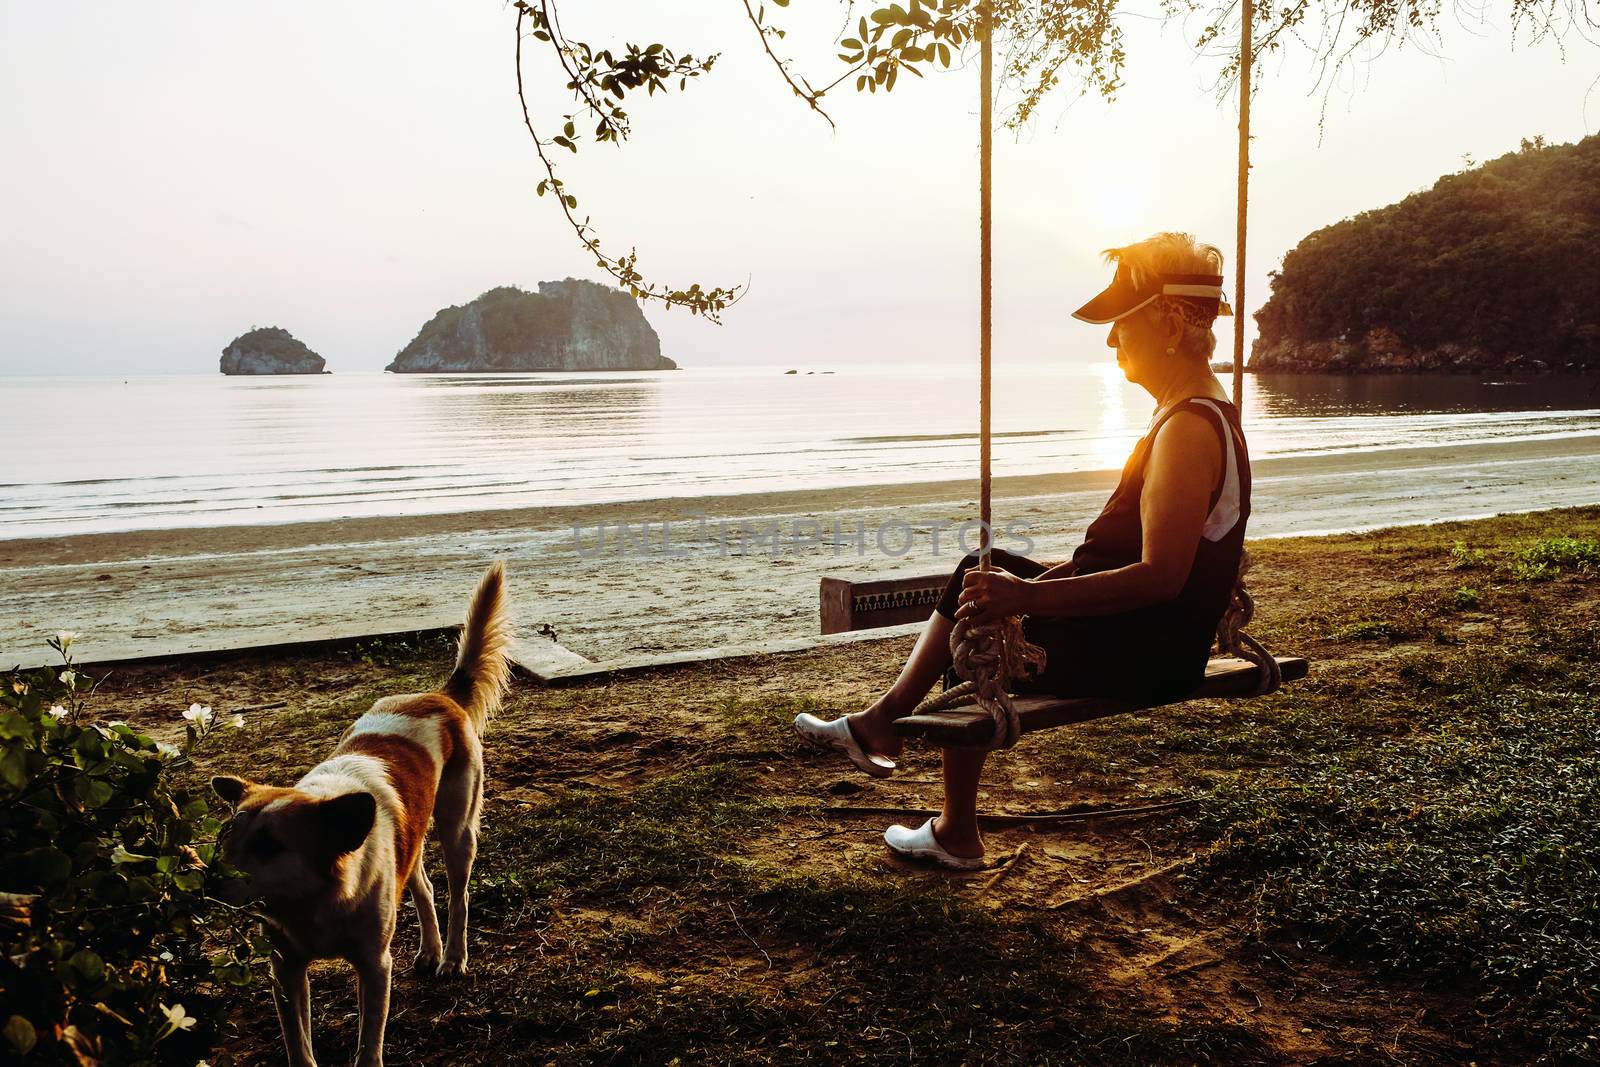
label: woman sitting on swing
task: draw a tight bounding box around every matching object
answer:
[796,231,1251,869]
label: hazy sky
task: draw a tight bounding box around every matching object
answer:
[2,2,1596,375]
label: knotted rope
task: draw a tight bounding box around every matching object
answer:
[901,6,1047,752]
[910,611,1047,750]
[1213,547,1281,695]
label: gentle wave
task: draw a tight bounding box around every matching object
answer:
[3,364,1599,539]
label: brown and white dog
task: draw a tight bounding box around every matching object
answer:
[212,562,512,1067]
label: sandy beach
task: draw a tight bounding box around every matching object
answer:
[4,433,1598,667]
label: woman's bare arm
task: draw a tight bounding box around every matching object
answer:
[956,411,1223,625]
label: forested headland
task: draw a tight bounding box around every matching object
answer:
[1251,135,1600,375]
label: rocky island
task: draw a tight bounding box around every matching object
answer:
[387,279,675,372]
[220,327,327,375]
[1250,134,1600,376]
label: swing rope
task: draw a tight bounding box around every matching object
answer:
[911,4,1047,751]
[1217,0,1281,696]
[913,0,1278,747]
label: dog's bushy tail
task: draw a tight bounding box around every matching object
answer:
[444,562,512,734]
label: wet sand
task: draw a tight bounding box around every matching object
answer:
[4,434,1598,667]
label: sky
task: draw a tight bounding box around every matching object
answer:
[1,1,1597,375]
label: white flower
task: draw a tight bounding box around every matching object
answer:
[158,1002,197,1037]
[59,670,77,689]
[55,630,78,649]
[182,704,213,728]
[155,741,181,760]
[48,704,70,720]
[111,844,151,865]
[230,714,245,729]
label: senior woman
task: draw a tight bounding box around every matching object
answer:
[795,231,1251,869]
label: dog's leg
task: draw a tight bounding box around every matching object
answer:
[440,775,482,976]
[270,949,317,1067]
[353,949,393,1067]
[410,846,444,975]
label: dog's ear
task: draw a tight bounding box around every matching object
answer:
[211,775,251,806]
[317,791,376,854]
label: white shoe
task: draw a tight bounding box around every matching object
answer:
[883,818,986,870]
[793,712,896,778]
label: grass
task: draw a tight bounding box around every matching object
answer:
[1173,515,1600,1060]
[78,504,1600,1064]
[456,766,1265,1064]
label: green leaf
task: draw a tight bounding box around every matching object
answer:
[0,745,27,789]
[3,1015,36,1055]
[21,847,71,888]
[66,948,105,985]
[80,870,128,904]
[0,710,35,741]
[73,776,113,808]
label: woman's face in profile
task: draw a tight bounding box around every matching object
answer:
[1105,307,1167,388]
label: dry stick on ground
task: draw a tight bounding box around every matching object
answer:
[982,842,1031,890]
[821,799,1199,827]
[727,902,773,969]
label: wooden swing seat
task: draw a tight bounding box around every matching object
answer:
[894,655,1308,747]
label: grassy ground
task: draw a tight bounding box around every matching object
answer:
[88,506,1600,1064]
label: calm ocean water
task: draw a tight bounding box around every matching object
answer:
[4,363,1599,539]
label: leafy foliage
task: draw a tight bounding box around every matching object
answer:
[513,1,736,319]
[224,327,309,361]
[388,280,668,372]
[1185,525,1600,1058]
[1509,535,1600,581]
[511,1,1596,319]
[1,638,264,1065]
[1253,135,1600,373]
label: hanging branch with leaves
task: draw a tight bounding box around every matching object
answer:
[512,1,739,318]
[512,0,1596,318]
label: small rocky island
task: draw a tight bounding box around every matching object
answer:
[220,327,327,375]
[387,279,675,373]
[1251,134,1600,376]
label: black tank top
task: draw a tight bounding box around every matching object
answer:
[1067,397,1252,692]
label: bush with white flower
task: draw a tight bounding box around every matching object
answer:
[1,634,266,1064]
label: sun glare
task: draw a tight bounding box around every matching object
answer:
[1092,181,1147,231]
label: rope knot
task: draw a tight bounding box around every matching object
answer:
[912,610,1046,751]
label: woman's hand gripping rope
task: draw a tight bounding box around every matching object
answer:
[913,567,1048,750]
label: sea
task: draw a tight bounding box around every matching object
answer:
[4,363,1599,540]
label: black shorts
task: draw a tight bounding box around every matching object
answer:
[935,549,1207,704]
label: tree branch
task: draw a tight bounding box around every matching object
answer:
[741,0,837,127]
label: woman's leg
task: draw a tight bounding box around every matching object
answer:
[933,745,987,857]
[850,548,1050,758]
[847,609,954,758]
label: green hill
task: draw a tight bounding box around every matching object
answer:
[1251,135,1600,375]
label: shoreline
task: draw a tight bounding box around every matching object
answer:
[5,434,1598,667]
[7,432,1599,565]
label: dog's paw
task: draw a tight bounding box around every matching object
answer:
[438,955,469,978]
[413,949,443,977]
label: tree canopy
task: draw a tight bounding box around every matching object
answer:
[1251,134,1600,374]
[510,0,1599,319]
